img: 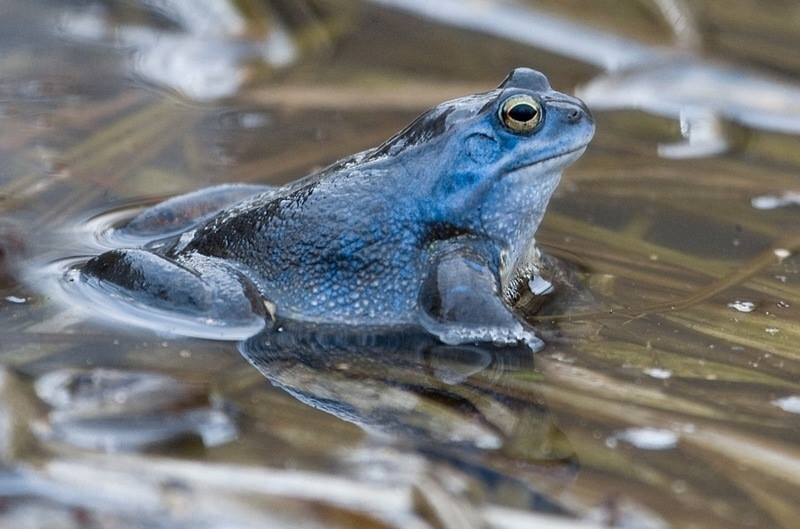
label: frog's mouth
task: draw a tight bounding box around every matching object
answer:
[506,146,587,177]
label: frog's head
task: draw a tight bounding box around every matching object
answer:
[376,68,594,252]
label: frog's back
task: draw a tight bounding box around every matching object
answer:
[171,171,427,322]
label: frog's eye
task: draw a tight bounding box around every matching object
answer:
[499,95,542,133]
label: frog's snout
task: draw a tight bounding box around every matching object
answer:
[554,99,595,147]
[564,101,593,125]
[544,95,593,127]
[567,107,584,124]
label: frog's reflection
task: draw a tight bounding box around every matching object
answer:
[240,323,577,510]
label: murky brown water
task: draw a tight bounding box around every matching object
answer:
[1,1,799,528]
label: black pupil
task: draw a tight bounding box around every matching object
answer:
[508,103,537,122]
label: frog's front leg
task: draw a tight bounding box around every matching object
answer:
[120,184,275,240]
[418,240,544,351]
[78,249,268,339]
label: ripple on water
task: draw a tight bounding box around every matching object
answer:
[31,201,264,341]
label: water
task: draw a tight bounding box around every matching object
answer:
[1,1,800,528]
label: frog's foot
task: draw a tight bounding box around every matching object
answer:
[423,320,544,352]
[76,249,268,340]
[118,184,275,241]
[419,244,544,351]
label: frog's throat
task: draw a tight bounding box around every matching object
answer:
[488,145,587,253]
[480,164,564,293]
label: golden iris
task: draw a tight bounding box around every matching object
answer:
[499,95,542,133]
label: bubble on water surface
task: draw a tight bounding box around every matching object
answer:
[613,428,679,450]
[644,368,672,379]
[727,301,755,313]
[4,296,26,304]
[751,192,800,210]
[528,275,554,296]
[772,396,800,414]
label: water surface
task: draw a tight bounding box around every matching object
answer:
[1,1,800,528]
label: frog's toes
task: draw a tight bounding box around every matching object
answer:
[77,249,267,339]
[423,319,543,351]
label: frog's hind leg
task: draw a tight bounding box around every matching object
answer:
[76,248,268,340]
[118,184,275,241]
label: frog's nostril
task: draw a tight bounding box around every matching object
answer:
[567,108,583,123]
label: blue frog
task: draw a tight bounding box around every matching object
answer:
[77,68,594,348]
